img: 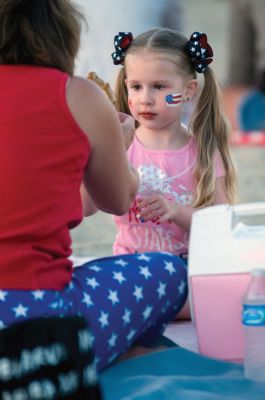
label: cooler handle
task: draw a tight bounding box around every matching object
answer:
[232,202,265,218]
[231,202,265,234]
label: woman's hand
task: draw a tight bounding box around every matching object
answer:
[137,194,177,224]
[118,112,135,150]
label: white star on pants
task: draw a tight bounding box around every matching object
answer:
[143,305,153,320]
[178,280,186,295]
[108,332,118,348]
[122,308,132,325]
[108,290,119,305]
[137,254,151,262]
[113,271,126,284]
[86,277,99,289]
[82,293,94,307]
[164,261,176,275]
[0,290,8,301]
[98,311,109,328]
[13,303,28,317]
[157,282,166,298]
[133,285,143,302]
[32,290,45,300]
[139,266,152,279]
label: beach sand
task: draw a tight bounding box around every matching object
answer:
[71,0,265,258]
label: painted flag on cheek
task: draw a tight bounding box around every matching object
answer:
[165,93,182,107]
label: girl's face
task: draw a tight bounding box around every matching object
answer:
[125,50,192,130]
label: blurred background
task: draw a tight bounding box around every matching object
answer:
[75,0,229,85]
[71,0,265,258]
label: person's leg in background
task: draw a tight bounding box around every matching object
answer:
[227,0,265,87]
[160,0,185,32]
[227,0,255,87]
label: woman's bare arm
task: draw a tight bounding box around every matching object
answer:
[80,183,98,217]
[66,76,139,215]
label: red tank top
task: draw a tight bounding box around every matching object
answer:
[0,66,90,289]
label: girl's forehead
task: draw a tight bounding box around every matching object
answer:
[126,57,181,82]
[125,51,180,78]
[126,49,177,64]
[125,50,191,81]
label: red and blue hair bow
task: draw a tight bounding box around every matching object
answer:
[186,32,213,73]
[111,32,133,65]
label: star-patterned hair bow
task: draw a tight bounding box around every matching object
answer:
[186,31,213,73]
[111,32,133,65]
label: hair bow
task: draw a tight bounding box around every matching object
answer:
[111,32,133,65]
[186,32,213,73]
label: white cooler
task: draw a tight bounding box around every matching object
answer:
[188,203,265,362]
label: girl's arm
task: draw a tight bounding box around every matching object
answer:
[138,197,194,231]
[66,76,139,215]
[171,176,229,229]
[138,176,229,231]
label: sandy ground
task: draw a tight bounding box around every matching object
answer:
[71,0,265,258]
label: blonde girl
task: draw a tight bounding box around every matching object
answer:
[112,28,237,258]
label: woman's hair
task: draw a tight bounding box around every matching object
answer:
[115,28,237,207]
[0,0,85,75]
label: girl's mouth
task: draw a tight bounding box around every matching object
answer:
[139,112,157,120]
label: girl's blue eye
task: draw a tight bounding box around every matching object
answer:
[154,84,165,90]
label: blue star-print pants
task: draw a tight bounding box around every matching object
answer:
[0,252,187,371]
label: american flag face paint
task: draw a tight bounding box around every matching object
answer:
[165,93,182,107]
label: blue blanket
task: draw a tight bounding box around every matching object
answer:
[100,347,265,399]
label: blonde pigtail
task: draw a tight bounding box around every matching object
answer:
[114,67,131,115]
[191,67,237,207]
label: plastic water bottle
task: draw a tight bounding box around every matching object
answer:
[242,269,265,382]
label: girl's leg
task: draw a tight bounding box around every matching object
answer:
[70,252,187,371]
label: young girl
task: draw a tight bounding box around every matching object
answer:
[112,28,237,258]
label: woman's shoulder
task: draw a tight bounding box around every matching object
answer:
[67,75,117,113]
[66,76,117,137]
[67,75,103,101]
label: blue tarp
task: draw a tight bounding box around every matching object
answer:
[100,347,265,399]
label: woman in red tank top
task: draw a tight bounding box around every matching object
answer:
[0,0,187,375]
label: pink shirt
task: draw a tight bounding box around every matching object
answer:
[113,135,224,255]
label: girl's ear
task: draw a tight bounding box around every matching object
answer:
[184,78,198,101]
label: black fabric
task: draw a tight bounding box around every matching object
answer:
[0,316,102,400]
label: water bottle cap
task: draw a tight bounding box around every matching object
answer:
[251,269,265,276]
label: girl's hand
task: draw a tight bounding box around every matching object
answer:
[137,194,177,224]
[118,112,135,150]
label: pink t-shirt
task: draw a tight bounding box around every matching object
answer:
[113,135,224,256]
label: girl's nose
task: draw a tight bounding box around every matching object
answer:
[140,90,154,106]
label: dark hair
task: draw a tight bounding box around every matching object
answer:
[0,0,85,75]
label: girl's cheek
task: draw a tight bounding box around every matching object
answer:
[128,97,134,110]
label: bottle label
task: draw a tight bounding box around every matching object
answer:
[242,305,265,326]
